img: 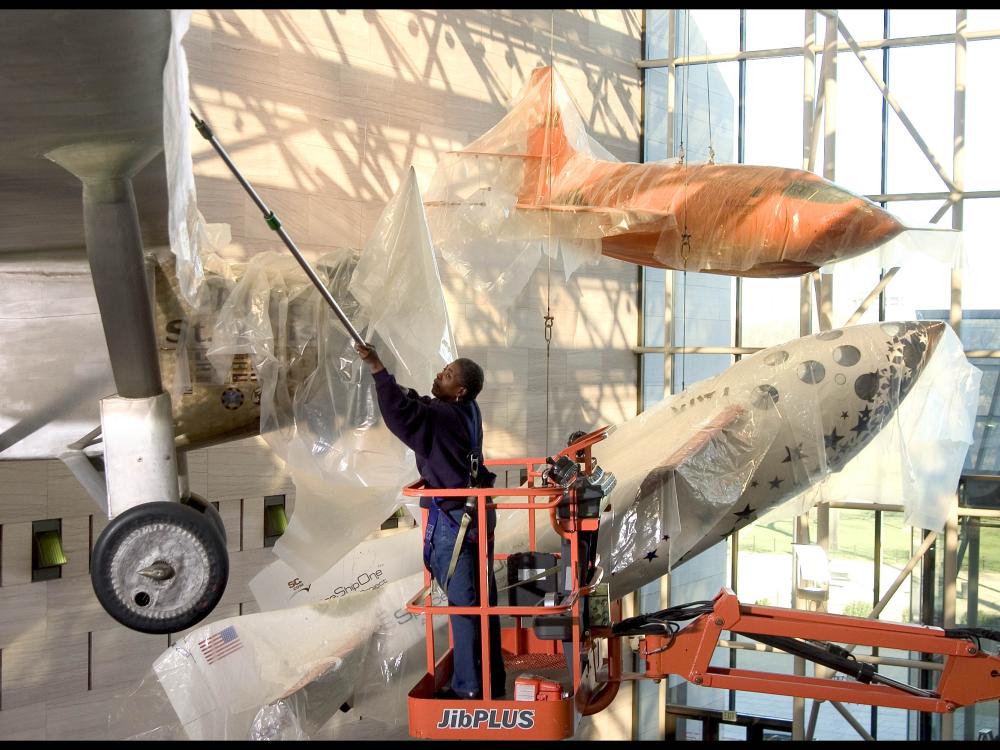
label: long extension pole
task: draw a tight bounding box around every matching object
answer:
[189,111,365,347]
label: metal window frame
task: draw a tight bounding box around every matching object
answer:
[637,8,1000,743]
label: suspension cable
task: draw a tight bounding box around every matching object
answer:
[678,10,693,390]
[544,12,556,456]
[706,34,716,164]
[678,9,690,164]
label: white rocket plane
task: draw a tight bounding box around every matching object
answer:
[572,319,968,598]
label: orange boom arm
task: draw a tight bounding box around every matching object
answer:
[637,589,1000,713]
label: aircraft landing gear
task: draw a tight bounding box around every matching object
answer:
[181,493,227,544]
[91,501,229,634]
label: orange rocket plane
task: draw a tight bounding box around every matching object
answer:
[427,66,906,278]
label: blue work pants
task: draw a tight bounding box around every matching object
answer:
[428,508,506,698]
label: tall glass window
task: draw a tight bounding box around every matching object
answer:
[641,9,1000,741]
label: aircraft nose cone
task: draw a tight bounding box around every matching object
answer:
[915,320,945,363]
[879,320,945,403]
[808,195,905,263]
[886,319,943,359]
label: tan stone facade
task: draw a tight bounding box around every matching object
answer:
[0,10,640,739]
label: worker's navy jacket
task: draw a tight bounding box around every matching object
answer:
[373,368,497,511]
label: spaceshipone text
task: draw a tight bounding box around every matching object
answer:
[326,569,386,600]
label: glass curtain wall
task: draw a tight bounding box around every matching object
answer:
[640,8,1000,741]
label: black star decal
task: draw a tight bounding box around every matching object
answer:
[825,428,844,450]
[750,479,759,488]
[851,405,873,434]
[769,476,783,489]
[644,550,658,562]
[734,504,755,520]
[841,411,849,420]
[781,443,806,463]
[662,534,670,541]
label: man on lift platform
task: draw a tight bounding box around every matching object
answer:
[355,343,506,700]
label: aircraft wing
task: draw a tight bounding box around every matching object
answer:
[509,201,676,241]
[593,404,760,598]
[0,10,172,461]
[117,573,437,740]
[0,251,116,459]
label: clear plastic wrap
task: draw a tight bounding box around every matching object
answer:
[203,169,456,582]
[163,8,209,307]
[761,320,981,532]
[426,66,961,308]
[113,574,438,740]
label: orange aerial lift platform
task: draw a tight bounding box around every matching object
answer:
[402,428,1000,740]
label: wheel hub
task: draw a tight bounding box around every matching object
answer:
[109,521,211,620]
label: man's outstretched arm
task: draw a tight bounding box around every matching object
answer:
[355,342,434,452]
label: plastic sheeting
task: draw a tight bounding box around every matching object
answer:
[163,9,208,308]
[491,320,980,599]
[110,573,443,741]
[200,168,455,582]
[156,167,453,584]
[760,321,981,533]
[164,12,454,583]
[425,66,962,308]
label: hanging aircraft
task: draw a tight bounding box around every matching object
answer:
[248,317,978,604]
[425,66,955,301]
[0,10,455,638]
[0,9,247,635]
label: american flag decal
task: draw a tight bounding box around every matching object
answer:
[198,625,242,664]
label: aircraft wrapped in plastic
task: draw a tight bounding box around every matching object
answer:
[563,320,979,597]
[425,66,959,307]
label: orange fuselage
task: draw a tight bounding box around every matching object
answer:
[555,158,903,276]
[512,67,903,277]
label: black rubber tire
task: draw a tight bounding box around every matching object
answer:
[91,501,229,634]
[181,493,228,544]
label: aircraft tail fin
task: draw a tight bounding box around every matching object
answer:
[454,66,585,204]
